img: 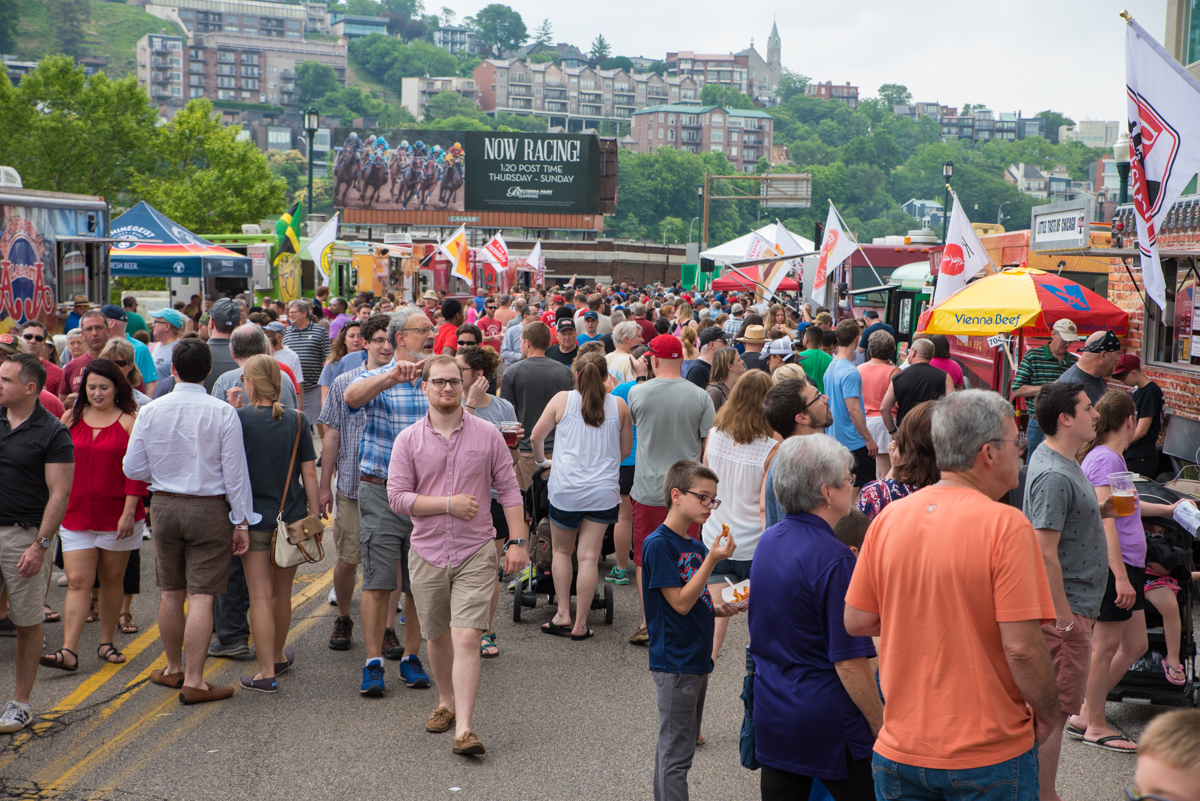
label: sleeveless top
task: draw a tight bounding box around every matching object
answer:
[892,362,947,425]
[546,391,622,513]
[62,417,147,532]
[700,427,777,561]
[858,361,897,418]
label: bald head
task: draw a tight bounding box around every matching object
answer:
[1077,330,1121,377]
[908,338,934,363]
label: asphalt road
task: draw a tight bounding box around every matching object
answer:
[0,542,1190,801]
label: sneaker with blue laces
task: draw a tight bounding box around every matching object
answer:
[360,662,386,696]
[399,655,430,688]
[604,566,630,585]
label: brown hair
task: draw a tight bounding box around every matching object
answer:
[891,400,940,488]
[330,319,362,362]
[1138,709,1200,771]
[573,351,609,427]
[522,321,551,351]
[243,354,284,419]
[663,459,719,508]
[577,340,605,358]
[99,339,143,387]
[708,346,739,386]
[834,508,870,550]
[1078,389,1137,462]
[713,369,775,445]
[457,344,500,378]
[420,354,462,381]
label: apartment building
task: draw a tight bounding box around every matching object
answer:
[433,25,478,55]
[1059,120,1121,148]
[630,103,774,173]
[474,59,700,132]
[329,14,389,40]
[135,33,186,107]
[139,0,307,39]
[940,108,1046,143]
[400,76,478,120]
[804,81,858,109]
[664,52,751,95]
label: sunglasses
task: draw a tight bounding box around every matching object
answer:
[457,340,479,347]
[110,359,131,367]
[23,333,45,342]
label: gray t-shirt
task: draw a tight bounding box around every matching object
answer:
[465,395,517,501]
[1055,364,1108,405]
[237,406,317,529]
[211,367,298,410]
[205,337,238,393]
[628,378,716,506]
[499,356,573,452]
[1024,443,1107,618]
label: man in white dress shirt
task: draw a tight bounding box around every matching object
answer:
[123,339,257,705]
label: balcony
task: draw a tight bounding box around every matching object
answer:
[505,97,533,110]
[280,69,295,80]
[153,73,171,84]
[545,88,567,100]
[508,74,531,84]
[546,100,568,112]
[281,83,295,94]
[581,104,602,116]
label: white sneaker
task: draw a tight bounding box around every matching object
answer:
[0,701,32,734]
[328,587,337,606]
[57,573,68,587]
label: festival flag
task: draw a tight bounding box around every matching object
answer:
[482,232,509,272]
[306,212,340,287]
[932,190,992,306]
[765,222,807,297]
[438,225,473,285]
[1125,15,1200,309]
[811,203,857,307]
[527,239,544,286]
[273,200,304,267]
[742,231,773,263]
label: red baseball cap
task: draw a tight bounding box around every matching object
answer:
[1113,353,1141,376]
[648,334,683,360]
[552,294,565,303]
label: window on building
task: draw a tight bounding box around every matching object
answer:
[711,130,723,142]
[729,146,737,157]
[226,28,239,33]
[242,54,257,64]
[218,52,235,63]
[1146,258,1198,366]
[243,79,259,89]
[711,145,723,152]
[218,65,234,75]
[236,128,251,141]
[658,128,664,138]
[189,75,204,86]
[658,113,664,122]
[730,131,739,141]
[668,114,674,124]
[668,129,675,141]
[218,77,235,88]
[267,127,291,150]
[242,66,260,77]
[190,88,205,98]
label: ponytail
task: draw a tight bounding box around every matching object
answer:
[574,352,609,428]
[242,354,284,419]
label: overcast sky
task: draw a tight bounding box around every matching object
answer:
[458,0,1166,124]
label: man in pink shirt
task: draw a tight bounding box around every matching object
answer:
[387,355,527,756]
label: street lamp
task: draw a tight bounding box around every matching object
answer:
[303,107,320,217]
[941,161,954,242]
[997,200,1012,226]
[1114,129,1131,205]
[687,216,699,245]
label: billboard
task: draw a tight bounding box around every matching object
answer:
[331,129,601,215]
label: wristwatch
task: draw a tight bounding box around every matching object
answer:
[34,535,52,549]
[502,537,527,553]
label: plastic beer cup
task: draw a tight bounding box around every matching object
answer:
[499,420,520,448]
[1108,472,1137,517]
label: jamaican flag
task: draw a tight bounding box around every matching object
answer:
[273,200,304,267]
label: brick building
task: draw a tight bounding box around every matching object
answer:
[138,0,309,39]
[400,76,478,120]
[629,103,773,172]
[804,80,858,108]
[664,52,751,95]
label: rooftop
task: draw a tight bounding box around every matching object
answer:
[633,103,773,119]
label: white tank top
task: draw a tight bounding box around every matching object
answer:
[546,391,622,513]
[700,428,777,561]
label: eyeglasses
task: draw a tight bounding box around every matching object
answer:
[22,333,45,342]
[683,490,721,509]
[403,326,434,336]
[988,434,1028,451]
[457,340,478,347]
[1126,787,1176,801]
[428,378,463,388]
[367,337,389,346]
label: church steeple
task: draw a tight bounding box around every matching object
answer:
[767,18,781,73]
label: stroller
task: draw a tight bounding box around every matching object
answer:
[511,467,615,624]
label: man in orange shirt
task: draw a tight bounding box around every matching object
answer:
[846,390,1062,801]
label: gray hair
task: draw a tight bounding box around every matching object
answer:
[387,305,423,349]
[610,309,626,325]
[613,321,641,346]
[631,302,646,317]
[931,389,1013,473]
[867,329,895,360]
[773,434,854,514]
[230,323,269,360]
[288,299,311,314]
[908,338,934,361]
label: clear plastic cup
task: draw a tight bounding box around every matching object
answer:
[1108,472,1137,517]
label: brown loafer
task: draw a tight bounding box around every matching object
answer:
[452,729,485,755]
[179,683,234,705]
[425,705,455,733]
[150,669,184,689]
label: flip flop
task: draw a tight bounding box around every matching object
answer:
[43,607,61,624]
[1082,735,1137,753]
[540,622,572,637]
[1065,723,1086,739]
[571,628,595,641]
[1162,659,1186,686]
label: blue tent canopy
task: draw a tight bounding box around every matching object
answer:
[109,202,253,279]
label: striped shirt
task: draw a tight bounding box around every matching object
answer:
[282,321,330,390]
[317,364,366,499]
[1010,344,1077,395]
[346,360,428,479]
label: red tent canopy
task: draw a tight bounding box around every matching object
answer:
[710,266,799,292]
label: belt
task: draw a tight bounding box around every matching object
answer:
[153,491,227,500]
[360,474,386,486]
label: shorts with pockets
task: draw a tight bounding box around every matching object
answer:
[336,490,362,564]
[150,494,234,596]
[0,524,52,627]
[358,479,412,593]
[1098,563,1146,622]
[408,541,497,642]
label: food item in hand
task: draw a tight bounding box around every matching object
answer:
[732,586,749,603]
[719,523,730,547]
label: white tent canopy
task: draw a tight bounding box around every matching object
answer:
[699,223,815,264]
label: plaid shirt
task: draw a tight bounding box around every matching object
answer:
[317,364,366,499]
[346,360,429,480]
[723,316,744,339]
[1010,344,1078,395]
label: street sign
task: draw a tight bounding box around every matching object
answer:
[759,175,812,208]
[1030,199,1093,253]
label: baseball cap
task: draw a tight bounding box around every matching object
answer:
[263,321,287,334]
[1051,318,1081,342]
[208,298,241,328]
[149,308,185,329]
[647,334,683,360]
[552,294,566,304]
[100,304,127,322]
[1080,329,1122,354]
[556,317,576,332]
[698,327,728,347]
[582,311,598,321]
[764,338,797,361]
[731,303,744,313]
[0,333,19,355]
[1113,353,1141,376]
[815,312,834,326]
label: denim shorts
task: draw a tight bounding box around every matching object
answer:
[707,558,752,585]
[547,503,619,531]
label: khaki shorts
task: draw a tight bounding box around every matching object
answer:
[514,450,544,492]
[0,524,52,627]
[1041,613,1096,716]
[408,541,497,642]
[335,491,361,565]
[248,528,273,552]
[151,494,234,596]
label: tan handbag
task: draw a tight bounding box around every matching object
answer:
[271,410,325,569]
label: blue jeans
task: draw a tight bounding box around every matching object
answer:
[1024,417,1044,460]
[871,747,1038,801]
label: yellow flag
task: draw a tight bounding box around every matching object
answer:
[438,225,472,286]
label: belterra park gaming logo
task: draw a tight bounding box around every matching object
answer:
[506,187,551,199]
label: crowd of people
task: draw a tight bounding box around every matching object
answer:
[1,279,1199,801]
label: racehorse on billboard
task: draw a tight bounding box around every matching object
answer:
[331,129,465,212]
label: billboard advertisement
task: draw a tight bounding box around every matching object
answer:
[331,129,601,215]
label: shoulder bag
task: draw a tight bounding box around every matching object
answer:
[271,410,325,569]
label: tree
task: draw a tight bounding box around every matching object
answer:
[600,56,633,72]
[129,100,286,234]
[422,90,485,122]
[0,0,18,55]
[777,68,808,102]
[424,114,492,131]
[658,216,685,243]
[383,0,424,15]
[295,61,339,102]
[47,0,90,59]
[346,0,383,15]
[473,4,527,55]
[876,84,911,108]
[648,60,667,77]
[589,34,610,61]
[318,86,415,126]
[701,84,754,109]
[0,56,159,198]
[1037,110,1075,144]
[528,51,556,64]
[440,6,455,25]
[495,112,548,132]
[534,18,553,45]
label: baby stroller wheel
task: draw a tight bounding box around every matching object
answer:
[604,583,614,625]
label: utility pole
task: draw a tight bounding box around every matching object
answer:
[701,173,710,253]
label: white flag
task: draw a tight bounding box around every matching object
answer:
[482,232,509,272]
[768,222,807,297]
[742,231,773,263]
[811,204,857,307]
[1126,17,1200,310]
[932,191,991,306]
[307,212,339,287]
[527,240,544,286]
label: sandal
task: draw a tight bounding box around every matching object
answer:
[43,606,61,624]
[40,648,78,672]
[86,599,98,624]
[480,632,499,659]
[97,643,126,664]
[1163,659,1186,686]
[119,613,138,635]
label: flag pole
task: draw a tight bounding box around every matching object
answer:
[831,202,885,287]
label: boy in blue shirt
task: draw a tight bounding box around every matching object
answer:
[642,459,740,801]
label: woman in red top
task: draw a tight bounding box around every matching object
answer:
[41,359,146,671]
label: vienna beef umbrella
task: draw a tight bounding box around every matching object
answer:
[917,267,1128,338]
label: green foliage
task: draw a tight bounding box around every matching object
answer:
[528,51,556,64]
[658,216,685,243]
[129,100,287,234]
[0,0,18,53]
[777,69,808,103]
[318,85,415,127]
[422,90,485,122]
[423,114,492,131]
[47,0,89,59]
[474,4,526,54]
[0,55,159,197]
[296,61,340,103]
[648,60,667,76]
[700,84,755,109]
[345,0,383,15]
[348,35,457,91]
[267,150,309,203]
[456,53,482,76]
[589,34,610,61]
[494,112,548,132]
[110,277,167,295]
[1036,110,1075,144]
[534,18,553,45]
[876,84,911,107]
[600,56,633,72]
